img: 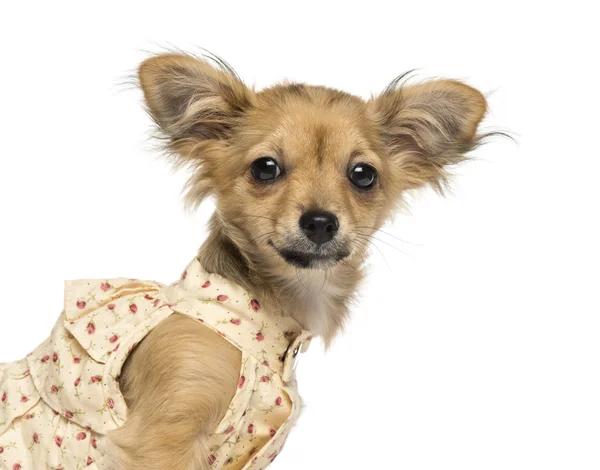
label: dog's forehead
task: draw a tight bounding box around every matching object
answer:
[253,84,375,163]
[258,82,362,106]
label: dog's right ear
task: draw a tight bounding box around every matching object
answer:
[138,53,254,154]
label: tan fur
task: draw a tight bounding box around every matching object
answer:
[111,52,489,468]
[109,315,241,469]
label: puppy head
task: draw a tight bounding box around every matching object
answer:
[139,53,487,272]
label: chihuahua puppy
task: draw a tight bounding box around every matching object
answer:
[0,53,488,470]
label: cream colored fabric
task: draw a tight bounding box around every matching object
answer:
[0,258,312,470]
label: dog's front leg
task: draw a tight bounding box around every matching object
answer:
[106,314,242,470]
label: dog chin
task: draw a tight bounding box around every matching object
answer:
[270,243,349,270]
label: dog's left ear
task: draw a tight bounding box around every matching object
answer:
[368,79,487,192]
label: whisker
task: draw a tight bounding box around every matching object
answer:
[350,239,370,260]
[281,262,290,278]
[340,258,360,272]
[219,214,278,224]
[355,226,421,246]
[355,233,414,260]
[242,231,276,249]
[296,270,308,291]
[352,239,378,266]
[319,269,328,294]
[354,236,393,271]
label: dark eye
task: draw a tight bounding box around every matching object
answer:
[251,157,282,181]
[349,163,377,189]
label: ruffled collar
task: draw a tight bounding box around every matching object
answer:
[163,258,313,379]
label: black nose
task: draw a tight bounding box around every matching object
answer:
[299,211,339,246]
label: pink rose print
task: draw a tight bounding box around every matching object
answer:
[55,436,63,447]
[76,300,86,309]
[20,395,28,403]
[87,322,96,335]
[1,391,6,402]
[230,318,241,325]
[208,455,216,465]
[74,377,81,387]
[33,432,39,444]
[250,298,260,312]
[109,335,119,343]
[53,352,59,362]
[269,452,278,462]
[65,410,73,419]
[76,432,87,441]
[153,298,160,307]
[25,414,33,420]
[182,270,187,280]
[73,357,81,364]
[0,446,4,453]
[238,376,246,389]
[13,464,21,470]
[217,294,228,302]
[90,375,102,384]
[270,428,277,437]
[275,396,283,406]
[87,456,93,466]
[225,425,234,433]
[51,385,59,393]
[260,375,270,383]
[108,397,115,409]
[248,423,254,434]
[100,282,111,292]
[263,360,270,367]
[107,303,115,310]
[41,354,50,363]
[91,438,97,449]
[202,280,211,288]
[256,332,265,342]
[129,303,138,314]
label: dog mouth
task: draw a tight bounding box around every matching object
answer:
[269,241,350,269]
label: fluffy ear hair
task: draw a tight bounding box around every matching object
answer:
[368,78,488,192]
[138,52,254,155]
[138,53,254,206]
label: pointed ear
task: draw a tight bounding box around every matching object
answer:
[368,79,487,192]
[138,53,254,154]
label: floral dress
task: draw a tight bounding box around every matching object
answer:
[0,257,313,470]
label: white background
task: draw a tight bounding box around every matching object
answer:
[1,1,598,469]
